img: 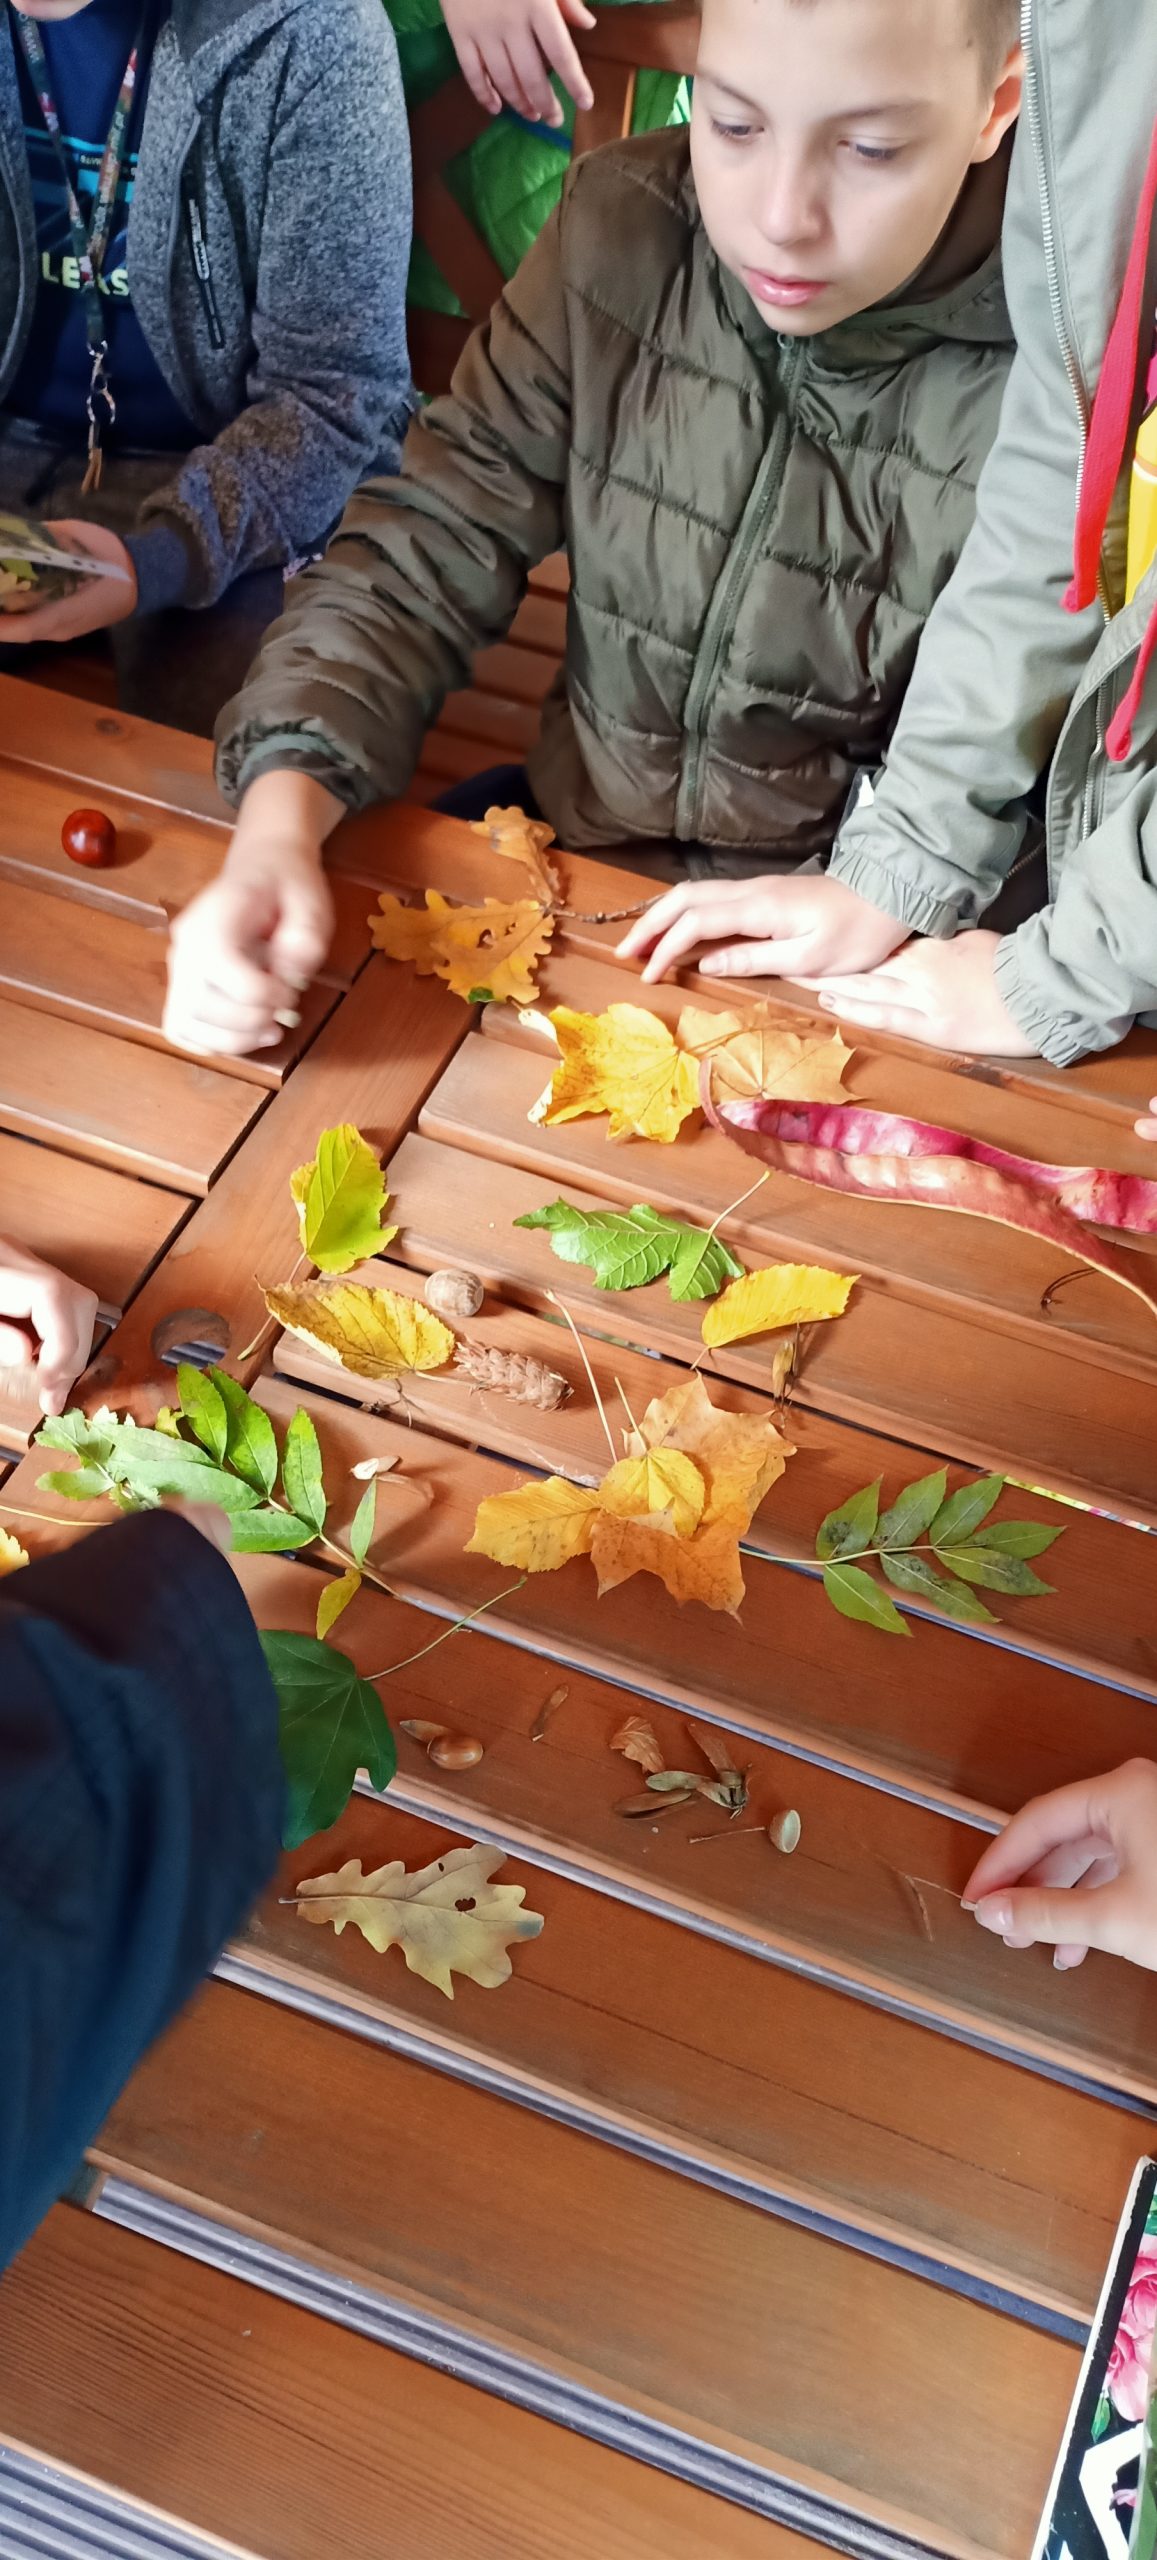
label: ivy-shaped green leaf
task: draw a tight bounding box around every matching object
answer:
[176,1363,227,1464]
[281,1409,327,1538]
[262,1630,396,1848]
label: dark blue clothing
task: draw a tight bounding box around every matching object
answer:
[0,1509,282,2269]
[7,0,196,452]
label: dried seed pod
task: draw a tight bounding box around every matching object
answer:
[453,1340,571,1410]
[770,1809,802,1855]
[400,1719,449,1744]
[424,1267,484,1320]
[427,1731,484,1770]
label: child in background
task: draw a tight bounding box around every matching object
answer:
[164,0,1023,1058]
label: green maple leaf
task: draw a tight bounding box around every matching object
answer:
[262,1631,396,1848]
[291,1123,398,1276]
[515,1199,742,1300]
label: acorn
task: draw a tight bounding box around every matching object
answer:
[427,1732,484,1770]
[424,1267,484,1320]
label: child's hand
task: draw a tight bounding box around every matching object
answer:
[441,0,595,125]
[963,1763,1157,1973]
[0,520,137,643]
[1135,1097,1157,1140]
[163,773,342,1059]
[618,873,910,986]
[805,930,1038,1055]
[0,1238,99,1416]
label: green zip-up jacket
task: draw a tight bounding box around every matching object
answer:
[217,127,1011,862]
[831,0,1157,1066]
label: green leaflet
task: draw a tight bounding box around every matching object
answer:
[878,1549,996,1625]
[281,1409,327,1537]
[876,1469,948,1551]
[211,1369,278,1497]
[816,1479,880,1561]
[514,1199,743,1301]
[822,1560,910,1636]
[176,1363,227,1464]
[229,1507,317,1554]
[349,1479,378,1570]
[934,1543,1054,1598]
[262,1630,396,1848]
[969,1519,1063,1560]
[928,1475,1004,1547]
[39,1463,117,1501]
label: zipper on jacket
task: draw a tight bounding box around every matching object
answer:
[676,337,805,841]
[185,188,225,352]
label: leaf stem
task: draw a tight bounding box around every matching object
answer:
[545,1288,618,1464]
[364,1575,529,1680]
[702,1168,771,1249]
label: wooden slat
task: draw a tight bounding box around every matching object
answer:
[387,1125,1157,1526]
[0,1127,184,1316]
[1,2210,789,2560]
[0,671,228,822]
[232,1541,1157,2105]
[92,1981,1076,2560]
[0,989,261,1192]
[231,1793,1134,2323]
[272,1260,1157,1701]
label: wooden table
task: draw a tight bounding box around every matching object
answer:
[2,670,1157,2560]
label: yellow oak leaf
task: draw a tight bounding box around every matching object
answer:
[293,1845,544,1998]
[263,1277,455,1380]
[702,1263,857,1349]
[0,1527,28,1574]
[597,1448,706,1538]
[545,1002,701,1144]
[624,1374,792,1532]
[611,1713,667,1774]
[470,804,563,905]
[589,1510,747,1615]
[290,1123,396,1275]
[370,886,554,1007]
[678,1005,853,1106]
[466,1474,601,1571]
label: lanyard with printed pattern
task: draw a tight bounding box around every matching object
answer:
[12,6,145,488]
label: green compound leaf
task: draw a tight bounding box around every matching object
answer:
[514,1198,742,1300]
[262,1630,396,1849]
[281,1408,327,1538]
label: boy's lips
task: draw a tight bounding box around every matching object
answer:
[743,269,829,308]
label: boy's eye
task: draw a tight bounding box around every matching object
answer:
[846,140,904,165]
[711,117,757,144]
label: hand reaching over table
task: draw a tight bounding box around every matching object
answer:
[964,1762,1157,1973]
[617,872,909,985]
[164,770,342,1058]
[0,1238,98,1417]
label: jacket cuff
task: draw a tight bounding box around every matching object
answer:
[124,519,198,616]
[827,836,960,938]
[992,925,1133,1068]
[219,730,376,814]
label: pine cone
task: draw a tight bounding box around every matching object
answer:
[453,1341,571,1410]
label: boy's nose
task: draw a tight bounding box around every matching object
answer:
[756,154,826,252]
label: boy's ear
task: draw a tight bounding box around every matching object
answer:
[972,45,1024,164]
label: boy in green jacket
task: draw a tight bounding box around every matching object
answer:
[165,0,1022,1058]
[630,0,1157,1076]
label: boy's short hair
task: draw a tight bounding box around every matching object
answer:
[785,0,1021,81]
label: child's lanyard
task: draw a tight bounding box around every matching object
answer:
[12,9,145,492]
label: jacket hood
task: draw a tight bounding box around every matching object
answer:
[170,0,314,93]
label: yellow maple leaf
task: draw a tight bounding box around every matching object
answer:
[294,1845,544,1998]
[624,1374,792,1533]
[466,1474,602,1571]
[370,886,554,1007]
[679,1005,853,1106]
[0,1527,28,1574]
[701,1263,857,1348]
[589,1511,748,1615]
[597,1448,706,1538]
[263,1277,455,1380]
[470,804,563,906]
[545,1002,701,1144]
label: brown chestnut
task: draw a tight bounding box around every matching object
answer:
[61,807,117,867]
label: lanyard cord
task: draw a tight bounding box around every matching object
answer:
[12,7,146,489]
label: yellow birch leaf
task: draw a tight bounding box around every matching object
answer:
[0,1527,28,1573]
[625,1373,792,1532]
[294,1845,544,1998]
[316,1566,362,1640]
[589,1511,747,1615]
[370,887,554,1007]
[545,1002,701,1144]
[611,1713,667,1774]
[470,804,563,905]
[702,1263,857,1349]
[597,1448,706,1538]
[264,1278,455,1380]
[466,1474,601,1571]
[678,1006,853,1106]
[290,1124,397,1274]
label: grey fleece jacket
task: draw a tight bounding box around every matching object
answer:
[0,0,414,614]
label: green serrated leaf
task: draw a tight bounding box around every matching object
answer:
[971,1518,1064,1560]
[667,1226,745,1304]
[211,1369,279,1498]
[934,1543,1054,1598]
[930,1475,1004,1548]
[317,1567,362,1640]
[291,1124,396,1276]
[38,1463,115,1501]
[349,1479,378,1571]
[261,1630,396,1848]
[88,1424,262,1513]
[876,1468,948,1551]
[229,1507,317,1554]
[176,1363,228,1463]
[816,1479,881,1562]
[34,1409,116,1466]
[281,1409,327,1537]
[822,1559,911,1635]
[878,1549,997,1624]
[515,1199,679,1291]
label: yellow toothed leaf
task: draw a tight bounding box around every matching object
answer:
[701,1263,857,1348]
[293,1846,544,1997]
[589,1511,747,1615]
[466,1475,601,1572]
[545,1002,701,1144]
[597,1448,706,1538]
[290,1123,396,1274]
[678,1006,853,1106]
[623,1374,792,1532]
[470,804,563,905]
[370,887,554,1007]
[263,1278,455,1380]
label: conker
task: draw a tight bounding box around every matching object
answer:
[62,807,117,867]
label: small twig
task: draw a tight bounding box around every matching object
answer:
[364,1575,528,1681]
[702,1167,772,1249]
[613,1374,641,1438]
[1041,1267,1098,1314]
[545,1288,617,1464]
[554,896,659,926]
[0,1497,91,1534]
[236,1251,310,1367]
